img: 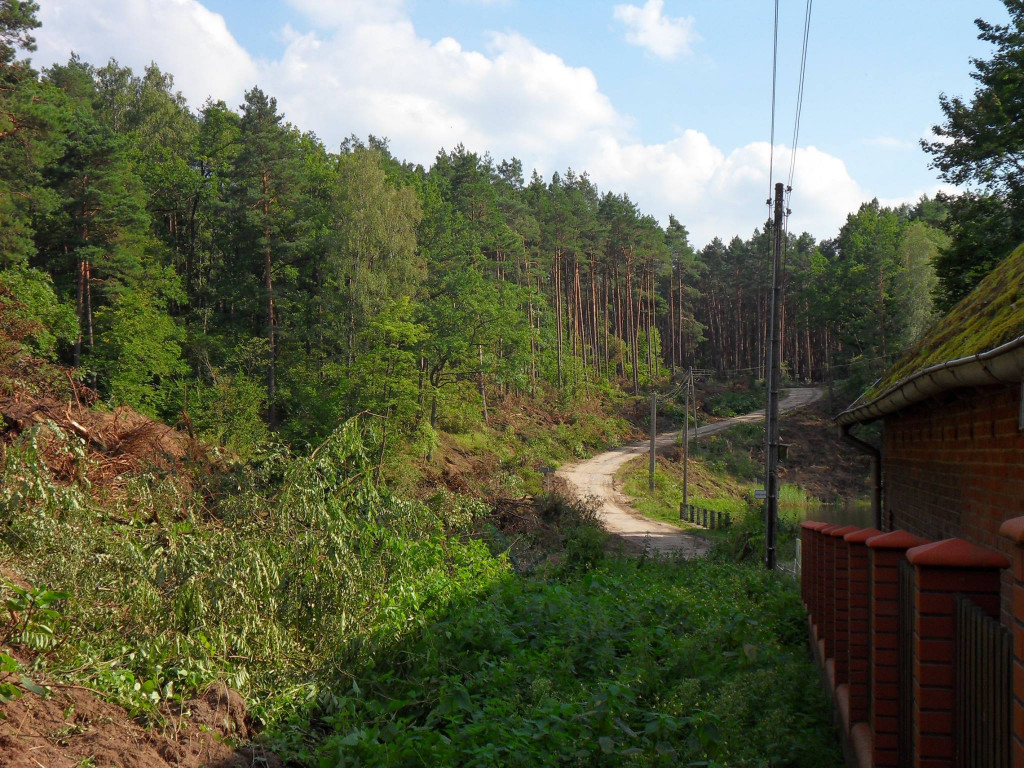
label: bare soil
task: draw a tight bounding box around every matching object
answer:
[0,679,279,768]
[771,396,872,502]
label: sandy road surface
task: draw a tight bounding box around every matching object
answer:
[556,387,823,556]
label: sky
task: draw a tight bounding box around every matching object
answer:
[31,0,1009,246]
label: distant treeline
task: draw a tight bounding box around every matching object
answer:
[0,2,1013,450]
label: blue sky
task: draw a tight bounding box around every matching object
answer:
[34,0,1008,245]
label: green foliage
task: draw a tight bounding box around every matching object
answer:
[930,192,1024,310]
[0,0,40,64]
[2,582,69,650]
[696,423,763,482]
[189,370,270,458]
[303,558,839,767]
[707,390,763,418]
[870,242,1024,397]
[921,2,1024,305]
[0,410,842,763]
[93,289,187,417]
[0,266,76,357]
[0,418,506,723]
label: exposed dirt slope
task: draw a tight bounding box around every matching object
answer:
[0,680,279,768]
[771,395,873,502]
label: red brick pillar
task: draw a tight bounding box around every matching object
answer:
[800,521,815,612]
[999,517,1024,768]
[906,539,1009,768]
[829,525,859,688]
[820,524,841,661]
[845,527,882,727]
[867,530,931,768]
[801,521,827,630]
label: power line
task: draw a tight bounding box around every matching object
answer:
[767,0,780,209]
[782,0,812,309]
[785,0,814,208]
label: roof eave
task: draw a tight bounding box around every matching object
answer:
[835,333,1024,426]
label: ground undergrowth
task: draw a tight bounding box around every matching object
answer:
[0,411,843,766]
[0,350,850,767]
[292,554,842,767]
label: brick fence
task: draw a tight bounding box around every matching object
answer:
[801,521,1018,768]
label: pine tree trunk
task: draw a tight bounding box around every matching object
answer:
[74,255,84,367]
[263,172,277,428]
[85,260,94,351]
[478,344,488,424]
[668,264,676,373]
[625,248,639,393]
[555,251,563,389]
[589,257,599,376]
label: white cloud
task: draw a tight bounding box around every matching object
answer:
[587,137,865,243]
[36,0,258,108]
[612,0,696,60]
[34,0,872,245]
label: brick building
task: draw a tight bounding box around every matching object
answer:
[802,244,1024,768]
[835,243,1024,618]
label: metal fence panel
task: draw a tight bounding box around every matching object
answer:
[954,594,1011,768]
[898,559,915,768]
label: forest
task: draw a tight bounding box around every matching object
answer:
[0,1,971,459]
[2,0,1024,764]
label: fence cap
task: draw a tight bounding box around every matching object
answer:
[866,530,931,551]
[819,524,843,535]
[998,516,1024,544]
[844,528,882,544]
[800,520,829,531]
[827,525,859,538]
[906,538,1010,569]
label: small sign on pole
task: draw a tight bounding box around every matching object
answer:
[754,489,767,500]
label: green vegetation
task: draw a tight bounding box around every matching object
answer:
[697,199,948,405]
[0,0,977,457]
[868,242,1024,398]
[299,558,840,767]
[0,419,841,765]
[0,5,878,763]
[408,385,635,497]
[621,458,748,530]
[922,1,1024,308]
[706,390,764,418]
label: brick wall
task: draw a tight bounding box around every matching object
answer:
[882,382,1024,621]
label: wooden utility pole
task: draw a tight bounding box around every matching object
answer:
[649,392,657,492]
[681,367,690,517]
[764,182,785,571]
[690,369,697,449]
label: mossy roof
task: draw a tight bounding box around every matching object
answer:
[868,241,1024,398]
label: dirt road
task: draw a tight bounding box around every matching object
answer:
[556,387,823,556]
